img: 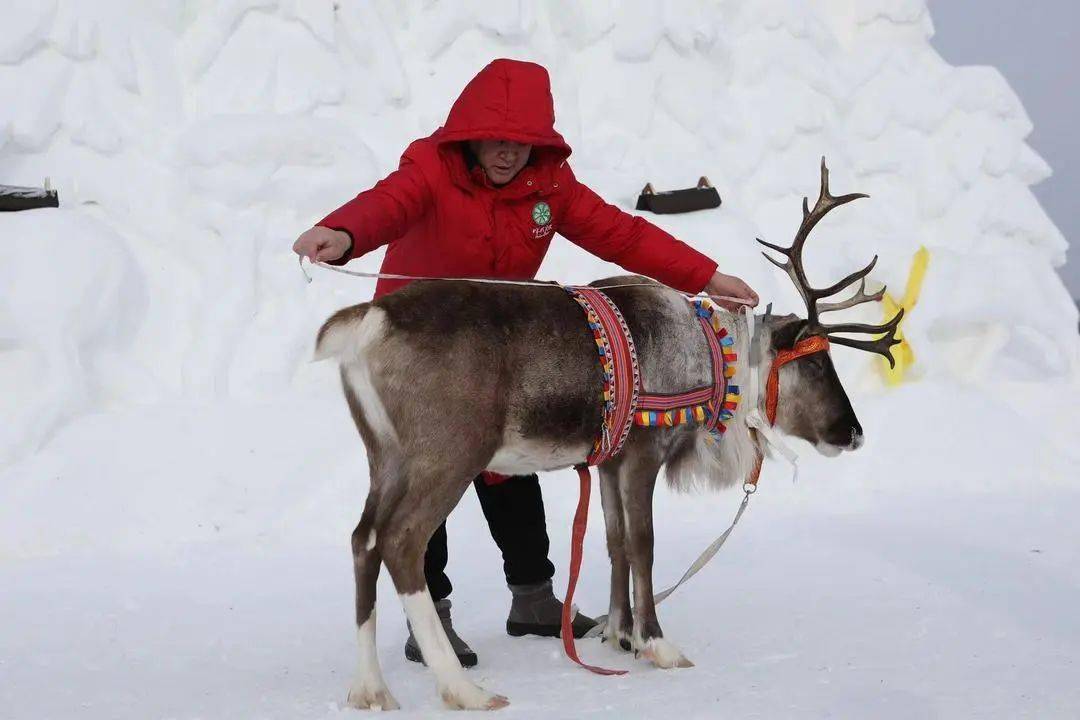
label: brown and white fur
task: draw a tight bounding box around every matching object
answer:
[314,275,864,711]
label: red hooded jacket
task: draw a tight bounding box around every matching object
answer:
[317,59,718,299]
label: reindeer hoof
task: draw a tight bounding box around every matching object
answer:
[486,694,511,711]
[347,684,401,711]
[602,626,634,653]
[639,638,694,670]
[439,681,509,711]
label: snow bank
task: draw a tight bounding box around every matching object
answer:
[0,0,1075,554]
[0,209,145,465]
[1,3,1074,461]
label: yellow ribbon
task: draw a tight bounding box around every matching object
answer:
[879,246,930,385]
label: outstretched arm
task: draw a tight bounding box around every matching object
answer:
[557,170,757,309]
[293,151,431,265]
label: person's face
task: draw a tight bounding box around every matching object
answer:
[469,139,532,185]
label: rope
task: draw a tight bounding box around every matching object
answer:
[303,254,775,664]
[583,485,755,642]
[583,306,801,641]
[298,256,755,305]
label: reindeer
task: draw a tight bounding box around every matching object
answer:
[313,160,901,711]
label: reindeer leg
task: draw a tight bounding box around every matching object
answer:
[598,467,633,651]
[346,494,399,711]
[380,466,509,711]
[620,458,694,669]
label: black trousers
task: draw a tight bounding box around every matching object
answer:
[425,473,556,602]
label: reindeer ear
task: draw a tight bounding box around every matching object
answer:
[766,315,805,350]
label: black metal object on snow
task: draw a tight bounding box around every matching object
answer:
[635,176,721,214]
[1,182,59,212]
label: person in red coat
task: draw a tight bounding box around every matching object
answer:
[294,58,758,668]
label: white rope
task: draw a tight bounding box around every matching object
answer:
[645,309,800,605]
[584,306,803,640]
[298,256,755,305]
[583,481,754,641]
[302,254,789,639]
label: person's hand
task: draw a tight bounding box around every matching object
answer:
[293,227,352,264]
[704,271,759,312]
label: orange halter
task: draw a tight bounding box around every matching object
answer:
[764,334,831,425]
[748,334,830,488]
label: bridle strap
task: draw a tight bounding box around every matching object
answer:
[744,320,830,490]
[765,335,830,425]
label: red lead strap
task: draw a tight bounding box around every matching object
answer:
[561,465,628,675]
[560,330,831,674]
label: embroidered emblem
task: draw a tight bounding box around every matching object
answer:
[531,201,552,225]
[531,224,554,239]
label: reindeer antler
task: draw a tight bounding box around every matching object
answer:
[817,278,884,314]
[757,158,905,367]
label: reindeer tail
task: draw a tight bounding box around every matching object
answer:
[313,303,374,362]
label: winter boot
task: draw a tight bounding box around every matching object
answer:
[506,580,598,638]
[404,598,478,668]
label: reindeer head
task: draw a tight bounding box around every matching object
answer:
[756,159,903,456]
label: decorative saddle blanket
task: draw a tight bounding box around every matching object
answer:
[565,287,740,467]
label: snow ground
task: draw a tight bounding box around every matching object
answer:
[3,381,1079,718]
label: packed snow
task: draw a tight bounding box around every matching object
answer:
[1,1,1077,718]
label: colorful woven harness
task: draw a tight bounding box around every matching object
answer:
[565,288,740,466]
[558,287,742,676]
[558,292,832,676]
[564,287,641,465]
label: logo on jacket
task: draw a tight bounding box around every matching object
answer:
[531,202,552,225]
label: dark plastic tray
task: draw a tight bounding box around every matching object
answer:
[635,177,720,214]
[1,184,59,211]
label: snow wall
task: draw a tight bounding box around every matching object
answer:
[1,0,1077,466]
